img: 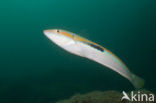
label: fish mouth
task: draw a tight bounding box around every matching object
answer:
[43,30,53,39]
[43,30,54,37]
[43,29,59,34]
[43,30,52,35]
[43,30,48,34]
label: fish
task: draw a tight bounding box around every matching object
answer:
[43,29,144,88]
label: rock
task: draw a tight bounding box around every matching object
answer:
[56,89,155,103]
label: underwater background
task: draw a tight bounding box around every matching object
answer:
[0,0,156,103]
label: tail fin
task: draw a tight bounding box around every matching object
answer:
[130,73,145,89]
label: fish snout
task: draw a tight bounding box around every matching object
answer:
[43,30,50,35]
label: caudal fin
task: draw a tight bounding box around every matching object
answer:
[130,73,145,89]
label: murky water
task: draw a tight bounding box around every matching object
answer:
[0,0,155,103]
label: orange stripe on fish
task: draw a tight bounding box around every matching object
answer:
[60,31,73,38]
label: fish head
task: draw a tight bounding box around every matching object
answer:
[43,29,74,46]
[43,29,61,37]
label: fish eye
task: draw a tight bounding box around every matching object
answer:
[56,29,59,33]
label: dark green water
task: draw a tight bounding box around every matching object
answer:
[0,0,156,103]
